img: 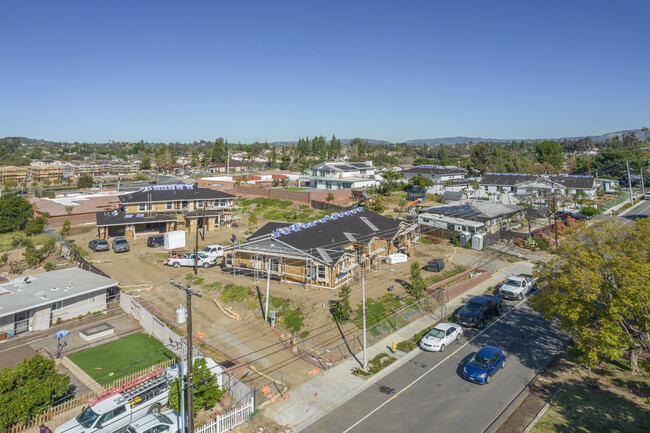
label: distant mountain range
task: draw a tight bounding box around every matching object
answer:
[4,128,648,148]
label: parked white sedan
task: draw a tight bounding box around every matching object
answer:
[419,323,463,352]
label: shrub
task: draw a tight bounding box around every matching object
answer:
[280,307,305,334]
[452,233,461,247]
[221,285,250,302]
[533,237,549,250]
[420,237,432,245]
[580,206,600,216]
[202,282,222,291]
[60,220,71,237]
[44,262,55,271]
[353,353,397,376]
[0,253,8,265]
[396,340,416,352]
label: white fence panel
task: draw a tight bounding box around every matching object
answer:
[194,396,254,433]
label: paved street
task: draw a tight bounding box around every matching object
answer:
[620,197,650,220]
[302,299,568,433]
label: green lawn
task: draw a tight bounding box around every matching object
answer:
[0,232,53,252]
[68,334,176,386]
[531,384,650,433]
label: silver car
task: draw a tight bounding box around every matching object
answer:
[112,237,130,253]
[419,322,463,352]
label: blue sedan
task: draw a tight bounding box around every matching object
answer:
[463,345,506,384]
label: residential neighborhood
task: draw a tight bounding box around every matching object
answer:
[2,2,650,432]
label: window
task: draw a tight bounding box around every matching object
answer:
[166,202,173,210]
[85,293,95,304]
[196,200,203,208]
[317,265,326,280]
[225,253,233,266]
[53,301,63,311]
[182,201,188,209]
[138,203,152,211]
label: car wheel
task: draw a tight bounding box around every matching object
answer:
[173,262,180,268]
[148,403,162,414]
[496,306,502,316]
[439,344,445,352]
[502,358,506,368]
[456,333,461,341]
[478,320,485,329]
[517,293,523,300]
[485,374,491,384]
[202,263,209,268]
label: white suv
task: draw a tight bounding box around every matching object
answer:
[125,410,182,433]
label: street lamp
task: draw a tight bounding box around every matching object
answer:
[54,330,70,359]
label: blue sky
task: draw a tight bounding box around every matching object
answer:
[1,0,648,144]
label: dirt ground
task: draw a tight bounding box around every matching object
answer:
[66,221,514,389]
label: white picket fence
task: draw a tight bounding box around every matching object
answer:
[194,396,255,433]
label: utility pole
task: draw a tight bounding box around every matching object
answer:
[201,201,206,240]
[193,213,199,276]
[362,272,367,371]
[265,258,271,323]
[179,340,185,433]
[552,187,558,250]
[640,168,646,199]
[626,160,634,206]
[171,280,201,433]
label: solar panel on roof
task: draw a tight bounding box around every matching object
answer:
[335,165,351,170]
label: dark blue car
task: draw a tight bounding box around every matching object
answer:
[457,295,503,328]
[463,345,506,384]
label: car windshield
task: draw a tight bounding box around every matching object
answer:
[115,239,127,245]
[505,279,521,287]
[98,240,108,245]
[202,247,212,253]
[154,414,172,424]
[76,406,100,428]
[427,328,445,339]
[464,301,483,312]
[469,354,490,369]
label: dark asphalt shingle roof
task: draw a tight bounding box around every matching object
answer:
[480,174,595,189]
[245,210,404,264]
[96,211,177,227]
[119,186,236,204]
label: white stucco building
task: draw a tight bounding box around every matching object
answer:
[0,268,118,335]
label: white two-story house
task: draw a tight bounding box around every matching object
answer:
[302,161,380,190]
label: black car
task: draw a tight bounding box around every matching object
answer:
[147,235,164,248]
[556,211,588,222]
[88,239,110,252]
[457,295,503,329]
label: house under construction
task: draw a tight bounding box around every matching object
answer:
[225,209,419,289]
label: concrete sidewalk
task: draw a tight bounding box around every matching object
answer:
[265,261,534,432]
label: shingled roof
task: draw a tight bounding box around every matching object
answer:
[118,185,235,204]
[243,210,405,264]
[480,173,595,189]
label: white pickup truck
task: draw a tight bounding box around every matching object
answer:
[55,368,177,433]
[498,275,536,300]
[165,252,216,268]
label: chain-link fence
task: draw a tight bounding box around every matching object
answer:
[325,289,449,364]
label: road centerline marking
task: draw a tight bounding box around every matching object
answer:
[341,299,527,433]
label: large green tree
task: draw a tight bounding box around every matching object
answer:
[0,194,33,233]
[169,357,225,415]
[76,174,94,189]
[469,144,492,175]
[0,355,70,426]
[408,175,434,189]
[530,218,650,372]
[534,140,565,170]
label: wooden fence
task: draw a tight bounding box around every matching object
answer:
[4,358,178,433]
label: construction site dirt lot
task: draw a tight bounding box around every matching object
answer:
[68,222,517,392]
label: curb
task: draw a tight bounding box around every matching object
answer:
[522,384,564,433]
